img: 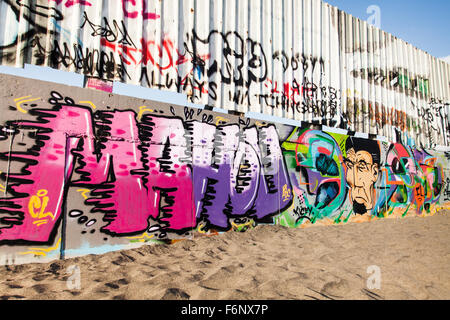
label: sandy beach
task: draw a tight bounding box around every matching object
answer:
[0,211,449,300]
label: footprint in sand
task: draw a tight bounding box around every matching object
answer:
[319,253,336,263]
[321,279,351,298]
[394,255,411,264]
[295,272,309,280]
[48,263,62,275]
[32,284,49,294]
[105,282,120,289]
[189,272,205,282]
[94,289,110,295]
[104,278,130,290]
[117,278,130,285]
[161,288,190,300]
[32,274,51,282]
[199,265,249,290]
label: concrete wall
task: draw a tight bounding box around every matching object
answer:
[1,73,449,265]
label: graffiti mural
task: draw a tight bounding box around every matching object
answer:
[275,127,449,229]
[0,77,296,257]
[0,73,449,265]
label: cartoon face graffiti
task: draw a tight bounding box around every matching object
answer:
[344,137,380,215]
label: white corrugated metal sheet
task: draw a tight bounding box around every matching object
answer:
[0,0,448,147]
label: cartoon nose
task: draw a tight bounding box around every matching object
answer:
[349,167,364,186]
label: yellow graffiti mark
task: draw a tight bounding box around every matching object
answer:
[125,232,154,241]
[76,188,91,200]
[197,222,208,234]
[287,192,296,211]
[0,170,4,193]
[79,100,97,109]
[231,220,254,231]
[20,238,61,257]
[255,121,267,127]
[32,219,49,227]
[137,106,154,121]
[345,89,360,97]
[20,251,46,256]
[14,96,41,113]
[282,184,292,202]
[28,189,55,226]
[215,116,229,125]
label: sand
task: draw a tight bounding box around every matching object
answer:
[1,211,450,300]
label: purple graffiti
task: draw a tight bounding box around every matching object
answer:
[0,93,291,243]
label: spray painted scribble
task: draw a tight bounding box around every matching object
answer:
[0,91,293,245]
[1,0,448,148]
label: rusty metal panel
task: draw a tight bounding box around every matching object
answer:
[0,0,449,147]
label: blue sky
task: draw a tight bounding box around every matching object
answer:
[324,0,450,59]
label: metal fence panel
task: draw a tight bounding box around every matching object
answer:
[0,0,448,147]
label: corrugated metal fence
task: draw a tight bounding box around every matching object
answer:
[0,0,449,147]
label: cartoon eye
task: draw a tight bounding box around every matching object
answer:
[344,159,354,169]
[357,162,369,172]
